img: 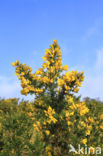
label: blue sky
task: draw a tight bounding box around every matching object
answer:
[0,0,103,100]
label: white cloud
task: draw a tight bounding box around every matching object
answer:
[95,48,103,71]
[82,26,99,41]
[82,18,103,41]
[0,76,21,98]
[79,74,103,101]
[79,48,103,101]
[0,75,35,100]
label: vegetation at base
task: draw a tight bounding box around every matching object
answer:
[0,97,102,155]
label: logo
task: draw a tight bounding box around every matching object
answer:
[69,144,102,155]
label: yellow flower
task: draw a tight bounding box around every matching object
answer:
[43,121,46,125]
[65,111,70,117]
[50,67,55,73]
[44,106,57,124]
[80,121,86,127]
[70,111,74,116]
[62,65,68,71]
[42,57,47,61]
[44,106,55,116]
[49,79,53,83]
[100,114,103,120]
[67,121,72,125]
[69,103,76,109]
[58,79,65,87]
[42,63,49,69]
[33,121,41,132]
[11,62,16,66]
[66,96,73,103]
[100,125,103,130]
[21,88,29,95]
[45,130,50,135]
[41,77,49,83]
[78,102,89,115]
[14,73,19,77]
[48,152,52,156]
[33,123,39,132]
[46,146,51,152]
[87,125,92,130]
[88,117,94,123]
[86,130,91,135]
[27,112,32,117]
[29,68,32,72]
[74,87,79,93]
[50,116,57,123]
[82,138,87,145]
[65,85,71,90]
[34,88,43,95]
[15,60,20,65]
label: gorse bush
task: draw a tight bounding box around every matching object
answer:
[0,98,103,156]
[11,40,103,155]
[0,40,103,155]
[0,99,44,156]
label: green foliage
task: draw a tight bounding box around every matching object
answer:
[0,97,102,155]
[0,98,44,156]
[84,97,103,116]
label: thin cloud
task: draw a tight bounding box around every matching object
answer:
[95,48,103,72]
[0,75,34,100]
[80,74,103,100]
[0,76,21,98]
[82,25,99,41]
[82,18,103,41]
[79,48,103,101]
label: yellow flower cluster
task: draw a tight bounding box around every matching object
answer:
[42,39,62,67]
[44,106,57,124]
[12,39,85,100]
[65,110,74,126]
[34,88,43,95]
[45,146,51,152]
[42,45,62,74]
[100,114,103,120]
[58,79,65,87]
[27,112,33,117]
[100,125,103,130]
[67,96,77,110]
[41,76,53,84]
[33,121,41,132]
[66,95,74,103]
[11,62,37,95]
[80,121,86,127]
[65,111,74,118]
[87,117,94,124]
[58,70,84,94]
[21,88,29,95]
[12,63,45,96]
[76,102,89,116]
[82,138,87,145]
[45,130,50,135]
[78,120,92,136]
[11,60,20,67]
[62,65,68,71]
[86,125,92,135]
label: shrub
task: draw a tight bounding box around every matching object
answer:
[11,40,103,155]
